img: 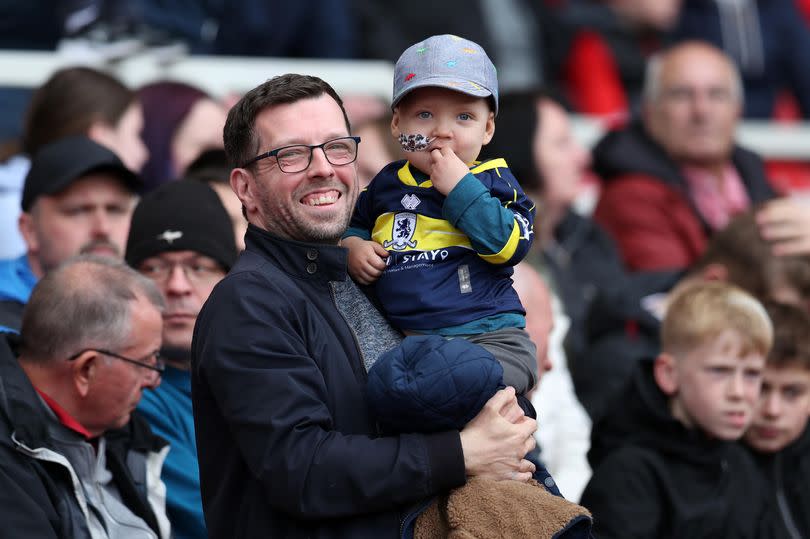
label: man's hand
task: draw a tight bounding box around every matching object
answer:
[459,387,537,482]
[343,236,389,284]
[757,197,810,256]
[429,147,470,196]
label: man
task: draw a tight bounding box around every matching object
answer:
[192,73,539,538]
[592,40,775,271]
[126,179,237,539]
[0,136,140,332]
[0,255,171,538]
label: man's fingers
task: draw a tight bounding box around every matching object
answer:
[487,387,517,414]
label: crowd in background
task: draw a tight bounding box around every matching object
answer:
[1,1,810,538]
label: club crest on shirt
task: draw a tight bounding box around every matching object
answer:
[401,193,421,210]
[383,212,418,250]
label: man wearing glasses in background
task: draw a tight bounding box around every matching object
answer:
[0,255,171,538]
[191,74,538,538]
[125,179,238,539]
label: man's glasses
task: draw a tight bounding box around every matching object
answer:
[242,136,361,173]
[138,259,225,286]
[68,348,165,377]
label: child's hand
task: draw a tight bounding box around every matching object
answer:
[343,236,389,285]
[429,146,470,196]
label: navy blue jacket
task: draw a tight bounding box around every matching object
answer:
[191,225,466,538]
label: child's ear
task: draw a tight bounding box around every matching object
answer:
[482,111,495,145]
[391,109,401,137]
[654,353,679,396]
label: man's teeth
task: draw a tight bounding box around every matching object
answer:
[305,192,338,205]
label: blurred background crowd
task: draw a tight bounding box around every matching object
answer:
[2,0,810,512]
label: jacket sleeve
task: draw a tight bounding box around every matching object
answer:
[594,175,707,271]
[344,179,377,240]
[443,164,535,266]
[579,448,663,539]
[195,272,465,519]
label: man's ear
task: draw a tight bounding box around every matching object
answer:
[654,353,679,396]
[482,111,495,145]
[230,168,256,216]
[70,350,98,398]
[18,211,39,252]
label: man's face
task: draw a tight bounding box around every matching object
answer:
[668,330,765,440]
[745,364,810,453]
[392,87,494,175]
[643,45,741,168]
[83,295,163,434]
[138,250,226,352]
[19,174,135,277]
[239,95,358,244]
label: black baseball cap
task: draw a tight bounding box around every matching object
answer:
[21,136,140,212]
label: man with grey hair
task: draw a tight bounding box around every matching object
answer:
[591,40,775,272]
[0,255,171,538]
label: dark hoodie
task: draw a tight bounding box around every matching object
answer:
[591,122,774,271]
[580,360,771,538]
[749,423,810,539]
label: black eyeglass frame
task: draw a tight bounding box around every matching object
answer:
[241,136,361,172]
[67,348,165,374]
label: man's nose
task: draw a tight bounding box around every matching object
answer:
[307,147,334,178]
[165,264,193,294]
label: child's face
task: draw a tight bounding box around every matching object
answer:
[664,330,765,440]
[744,364,810,453]
[391,87,495,173]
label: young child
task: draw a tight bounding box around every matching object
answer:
[744,301,810,538]
[580,281,774,538]
[343,34,537,395]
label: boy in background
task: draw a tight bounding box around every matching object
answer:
[745,301,810,539]
[580,281,773,538]
[343,34,537,395]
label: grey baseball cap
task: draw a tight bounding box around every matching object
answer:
[392,34,499,115]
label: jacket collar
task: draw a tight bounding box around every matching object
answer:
[243,223,349,283]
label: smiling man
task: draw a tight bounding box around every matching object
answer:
[125,179,237,539]
[191,73,539,538]
[0,136,140,332]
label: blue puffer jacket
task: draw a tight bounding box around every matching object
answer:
[367,335,503,433]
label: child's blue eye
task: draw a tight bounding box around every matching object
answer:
[458,113,471,121]
[418,111,431,119]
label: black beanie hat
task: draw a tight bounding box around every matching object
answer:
[126,180,238,271]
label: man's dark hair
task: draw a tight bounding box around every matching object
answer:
[223,74,351,170]
[762,300,810,371]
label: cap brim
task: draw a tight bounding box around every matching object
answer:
[392,76,494,109]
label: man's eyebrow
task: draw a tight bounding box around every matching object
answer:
[264,133,350,149]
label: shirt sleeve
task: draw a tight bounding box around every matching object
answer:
[442,165,536,265]
[343,184,375,240]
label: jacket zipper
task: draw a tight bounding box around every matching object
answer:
[774,453,802,539]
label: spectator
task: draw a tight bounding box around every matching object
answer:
[579,208,810,421]
[554,0,682,119]
[0,66,147,258]
[137,80,228,192]
[0,136,140,332]
[593,40,775,271]
[485,89,629,370]
[674,0,810,119]
[513,262,593,503]
[341,94,401,188]
[0,255,170,538]
[193,73,538,537]
[757,196,810,258]
[185,149,247,251]
[580,281,773,538]
[127,180,237,539]
[744,301,810,539]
